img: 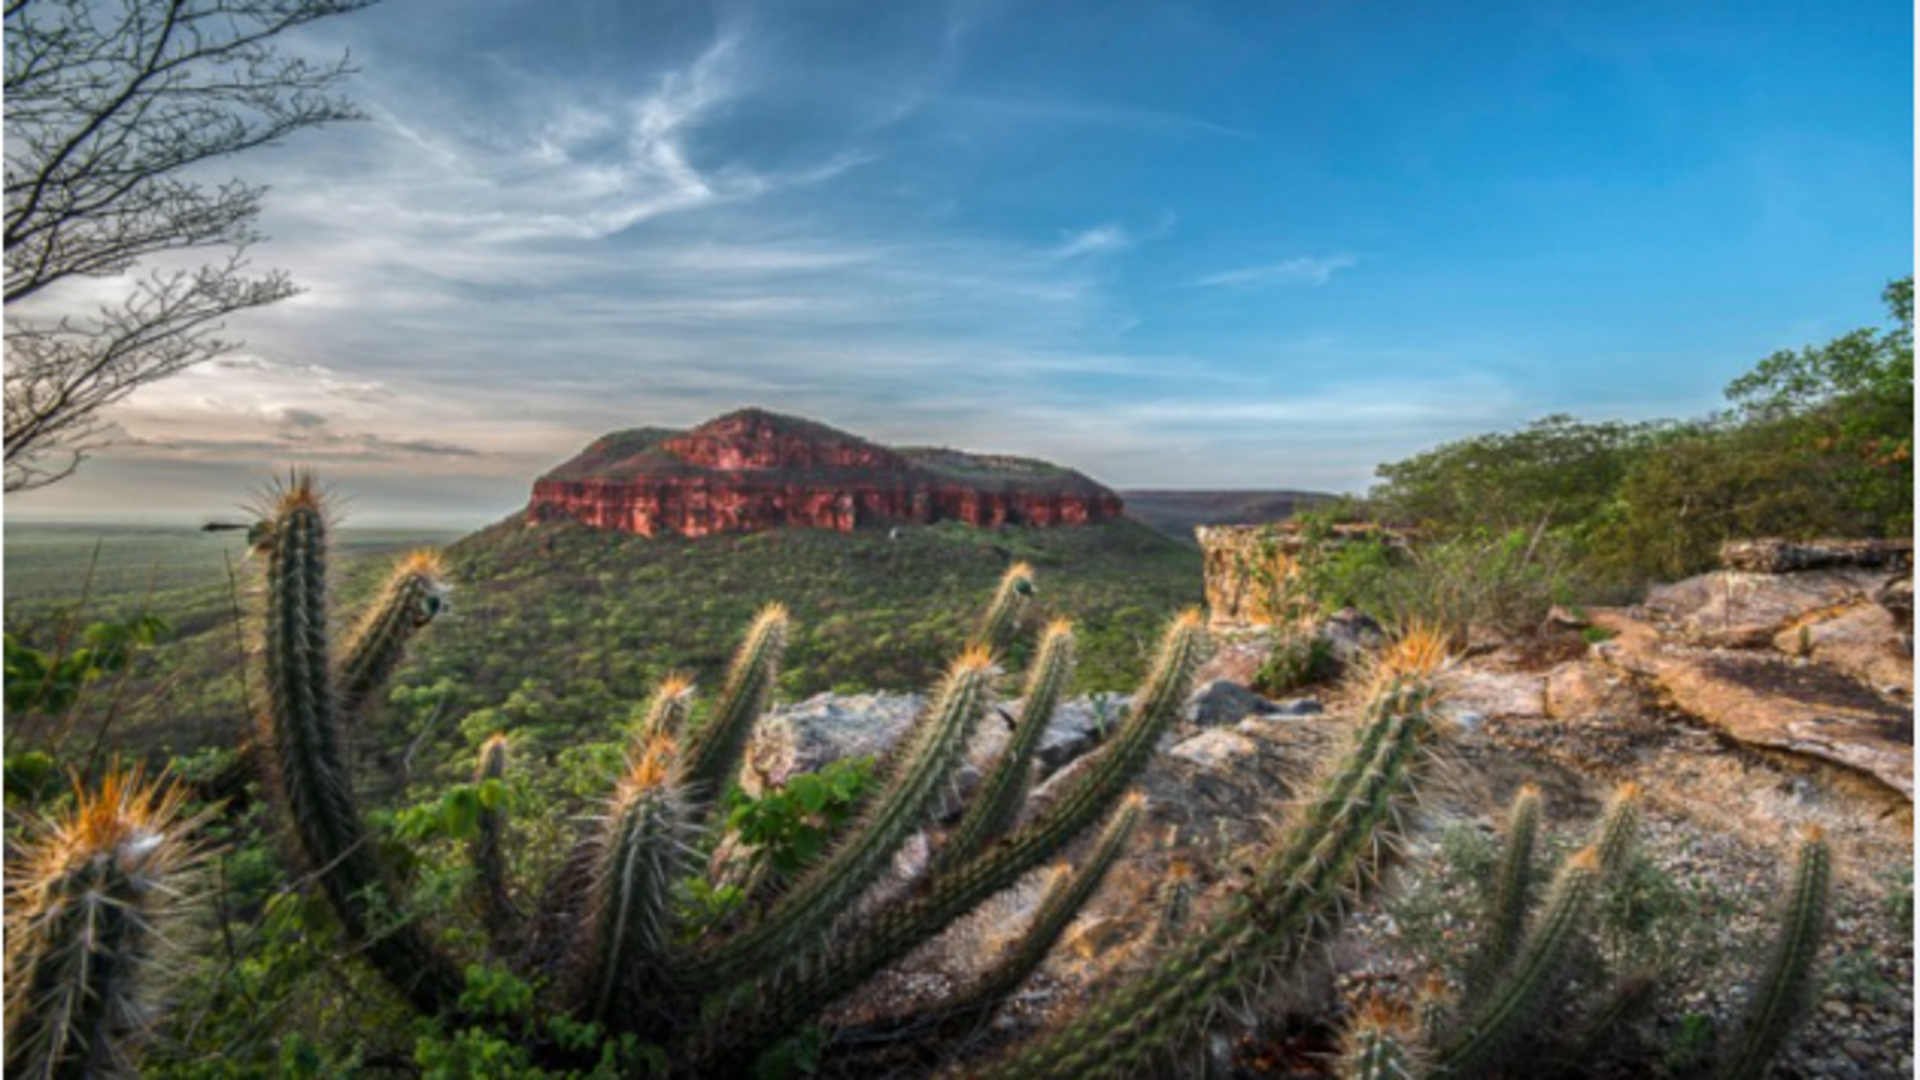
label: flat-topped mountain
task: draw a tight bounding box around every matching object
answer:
[528,408,1123,537]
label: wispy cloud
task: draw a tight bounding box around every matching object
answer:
[1194,254,1358,288]
[1049,223,1133,259]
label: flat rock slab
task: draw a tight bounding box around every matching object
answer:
[1773,603,1913,697]
[1446,668,1547,720]
[1595,612,1913,798]
[1643,568,1886,649]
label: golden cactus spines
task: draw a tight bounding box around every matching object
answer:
[4,766,208,1079]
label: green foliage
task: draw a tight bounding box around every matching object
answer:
[1363,277,1912,588]
[1305,527,1577,643]
[4,613,167,716]
[1252,629,1337,696]
[724,756,877,880]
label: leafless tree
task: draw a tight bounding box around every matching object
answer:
[4,0,379,492]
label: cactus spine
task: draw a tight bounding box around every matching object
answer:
[1593,781,1642,880]
[634,672,695,746]
[471,734,521,952]
[254,474,460,1014]
[986,631,1448,1079]
[1471,784,1541,993]
[1716,828,1831,1080]
[971,561,1035,654]
[336,549,449,721]
[681,603,788,811]
[940,618,1076,869]
[3,767,206,1080]
[1341,997,1428,1080]
[575,736,692,1022]
[1438,846,1604,1076]
[678,646,999,991]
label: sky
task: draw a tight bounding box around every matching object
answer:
[7,0,1913,527]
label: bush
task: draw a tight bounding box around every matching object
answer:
[1303,528,1579,644]
[1252,631,1337,696]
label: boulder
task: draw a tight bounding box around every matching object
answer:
[1773,604,1913,697]
[1594,611,1913,799]
[1876,574,1914,630]
[1543,660,1645,720]
[1719,537,1913,574]
[1191,628,1276,688]
[1182,679,1314,727]
[1642,569,1886,649]
[1322,607,1387,666]
[1168,728,1261,770]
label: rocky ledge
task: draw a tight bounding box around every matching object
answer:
[527,408,1123,538]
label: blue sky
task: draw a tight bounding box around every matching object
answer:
[11,0,1912,525]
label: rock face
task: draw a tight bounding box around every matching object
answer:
[1196,522,1406,627]
[528,409,1123,538]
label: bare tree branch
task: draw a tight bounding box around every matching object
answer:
[3,0,380,492]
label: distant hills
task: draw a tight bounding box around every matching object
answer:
[1121,489,1336,543]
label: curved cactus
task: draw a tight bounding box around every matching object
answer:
[252,474,461,1014]
[939,618,1077,870]
[337,549,449,721]
[1716,828,1831,1080]
[3,766,207,1079]
[676,646,1000,991]
[985,630,1449,1079]
[681,603,788,811]
[971,561,1036,654]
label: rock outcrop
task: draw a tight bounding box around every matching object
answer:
[528,409,1123,538]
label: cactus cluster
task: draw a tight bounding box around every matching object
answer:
[6,473,1840,1078]
[1331,783,1834,1080]
[237,476,1210,1074]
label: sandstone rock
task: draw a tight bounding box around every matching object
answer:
[529,408,1123,538]
[1190,629,1275,688]
[1033,694,1131,772]
[1642,569,1886,649]
[1168,728,1260,769]
[1720,537,1913,574]
[1594,611,1913,798]
[1876,574,1914,629]
[1773,604,1913,697]
[1447,668,1547,720]
[1543,660,1644,720]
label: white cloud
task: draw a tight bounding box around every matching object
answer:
[1194,254,1358,288]
[1050,223,1133,259]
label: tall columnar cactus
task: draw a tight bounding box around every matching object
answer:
[1716,828,1832,1080]
[632,672,694,746]
[1437,846,1605,1076]
[971,560,1036,654]
[573,735,694,1023]
[939,617,1077,870]
[337,549,449,721]
[471,734,521,953]
[1470,783,1542,995]
[4,767,207,1080]
[680,603,788,811]
[984,630,1451,1079]
[1592,780,1643,880]
[253,474,461,1014]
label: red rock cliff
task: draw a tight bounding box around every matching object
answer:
[527,409,1123,538]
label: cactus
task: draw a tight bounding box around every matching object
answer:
[676,645,1000,991]
[1341,996,1429,1080]
[1469,784,1541,994]
[971,560,1036,654]
[1437,845,1605,1076]
[252,473,463,1014]
[337,549,449,721]
[680,603,788,811]
[471,734,521,953]
[939,618,1076,870]
[1592,781,1642,880]
[4,766,207,1079]
[984,630,1450,1079]
[573,735,694,1023]
[1716,828,1831,1080]
[633,672,694,746]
